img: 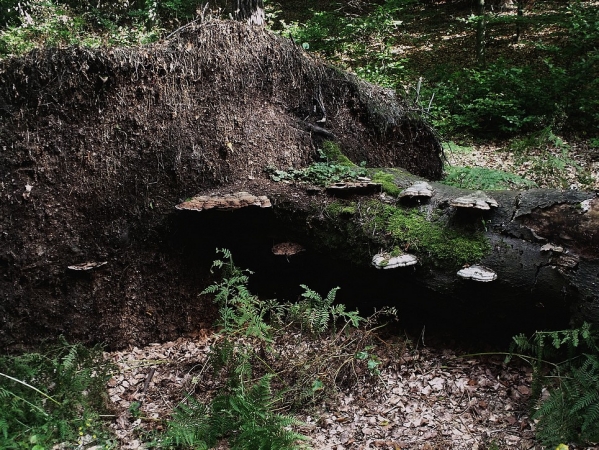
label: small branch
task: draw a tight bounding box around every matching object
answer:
[138,367,156,407]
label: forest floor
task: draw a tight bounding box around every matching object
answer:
[444,140,599,191]
[105,332,543,450]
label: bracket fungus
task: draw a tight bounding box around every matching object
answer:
[272,242,305,256]
[372,252,418,269]
[68,261,107,271]
[399,181,434,199]
[451,191,498,211]
[175,192,271,211]
[457,265,497,282]
[326,181,382,196]
[540,243,564,253]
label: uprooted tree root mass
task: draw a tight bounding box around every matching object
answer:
[0,20,443,349]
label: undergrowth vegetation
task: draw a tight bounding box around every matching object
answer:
[280,0,599,139]
[266,141,366,186]
[0,339,115,449]
[507,323,599,447]
[441,166,537,190]
[152,249,396,449]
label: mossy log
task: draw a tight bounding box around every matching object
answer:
[259,169,599,336]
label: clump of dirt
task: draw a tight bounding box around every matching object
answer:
[0,20,442,350]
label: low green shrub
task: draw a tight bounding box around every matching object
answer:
[266,143,366,186]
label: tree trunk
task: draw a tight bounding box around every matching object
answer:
[515,0,524,43]
[234,0,265,26]
[476,0,487,66]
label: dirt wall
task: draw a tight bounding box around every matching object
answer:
[0,20,443,349]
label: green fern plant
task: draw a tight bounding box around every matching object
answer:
[157,249,310,449]
[508,323,599,446]
[163,375,307,450]
[288,285,362,333]
[202,248,275,341]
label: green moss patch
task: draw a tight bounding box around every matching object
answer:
[365,203,490,267]
[320,141,355,167]
[371,171,401,197]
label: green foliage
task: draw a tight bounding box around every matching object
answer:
[162,375,306,450]
[425,62,550,135]
[162,249,380,449]
[202,248,282,341]
[280,0,598,136]
[287,285,362,334]
[508,323,599,446]
[441,166,537,190]
[355,346,381,376]
[424,1,599,136]
[156,249,313,449]
[279,0,412,88]
[0,338,116,449]
[266,145,366,186]
[0,0,166,57]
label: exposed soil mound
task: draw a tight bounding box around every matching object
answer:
[0,20,442,349]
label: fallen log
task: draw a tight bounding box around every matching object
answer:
[260,169,599,335]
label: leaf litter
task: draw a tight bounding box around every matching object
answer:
[104,329,544,449]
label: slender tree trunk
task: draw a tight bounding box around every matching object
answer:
[515,0,524,43]
[234,0,265,26]
[476,0,487,67]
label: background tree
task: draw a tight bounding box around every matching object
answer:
[475,0,487,66]
[234,0,264,26]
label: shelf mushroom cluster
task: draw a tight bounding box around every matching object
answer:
[450,191,498,210]
[175,192,272,211]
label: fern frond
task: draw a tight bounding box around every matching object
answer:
[324,287,340,307]
[60,344,78,372]
[0,418,8,439]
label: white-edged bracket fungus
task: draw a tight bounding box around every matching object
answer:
[175,192,271,211]
[457,265,497,282]
[540,243,564,253]
[372,252,418,269]
[68,261,107,271]
[451,191,498,211]
[399,181,434,199]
